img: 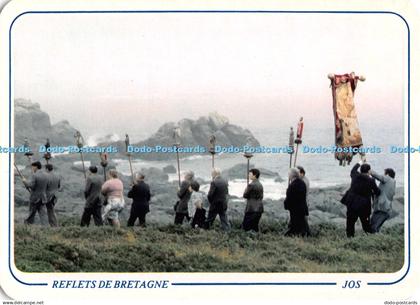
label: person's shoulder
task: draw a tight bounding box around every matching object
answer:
[92,175,102,182]
[39,170,49,179]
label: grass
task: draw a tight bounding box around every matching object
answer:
[14,218,404,273]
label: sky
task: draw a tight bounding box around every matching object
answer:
[12,12,407,140]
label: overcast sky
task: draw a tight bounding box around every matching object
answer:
[13,12,406,140]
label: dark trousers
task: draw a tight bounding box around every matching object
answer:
[370,211,390,233]
[242,212,262,232]
[204,209,230,231]
[174,213,189,225]
[25,200,48,225]
[81,206,103,227]
[46,199,58,227]
[285,211,310,237]
[346,207,372,237]
[127,211,147,227]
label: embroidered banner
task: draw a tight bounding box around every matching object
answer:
[329,72,365,165]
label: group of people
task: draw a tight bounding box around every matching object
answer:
[340,157,396,237]
[20,157,396,237]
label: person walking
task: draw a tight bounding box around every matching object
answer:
[22,161,49,225]
[204,168,230,231]
[101,169,125,228]
[81,165,104,227]
[341,159,380,237]
[242,168,264,232]
[174,170,196,225]
[45,164,60,227]
[370,168,396,233]
[127,173,151,227]
[284,168,310,237]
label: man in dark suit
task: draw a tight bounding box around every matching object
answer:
[174,170,195,225]
[81,165,104,226]
[342,159,381,237]
[242,168,264,232]
[204,168,230,231]
[284,168,310,237]
[45,164,61,227]
[22,161,49,225]
[127,173,151,227]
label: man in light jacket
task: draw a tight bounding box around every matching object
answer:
[370,168,396,233]
[205,168,230,231]
[22,161,49,225]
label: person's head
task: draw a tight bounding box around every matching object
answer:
[135,172,145,182]
[31,161,42,172]
[384,168,396,179]
[360,163,371,174]
[88,165,98,174]
[211,167,221,179]
[288,168,300,181]
[296,166,305,177]
[190,180,200,192]
[184,170,194,181]
[45,164,53,172]
[107,169,118,179]
[249,168,260,181]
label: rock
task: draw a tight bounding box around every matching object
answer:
[163,165,177,174]
[102,113,260,160]
[220,124,259,147]
[50,120,78,145]
[140,167,169,183]
[14,99,80,162]
[222,163,254,180]
[275,176,285,183]
[259,168,279,178]
[208,112,229,130]
[222,163,282,181]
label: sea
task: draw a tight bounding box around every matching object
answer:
[89,123,405,201]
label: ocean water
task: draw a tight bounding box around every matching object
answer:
[109,123,405,200]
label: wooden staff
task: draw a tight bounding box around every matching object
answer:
[125,134,135,184]
[14,162,31,193]
[99,152,108,181]
[244,152,253,185]
[293,117,304,167]
[288,127,295,169]
[173,127,181,187]
[74,131,86,180]
[43,138,52,165]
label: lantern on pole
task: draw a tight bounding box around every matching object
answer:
[209,135,216,169]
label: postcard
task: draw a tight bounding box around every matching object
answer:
[0,0,419,304]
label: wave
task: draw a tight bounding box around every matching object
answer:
[86,133,121,146]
